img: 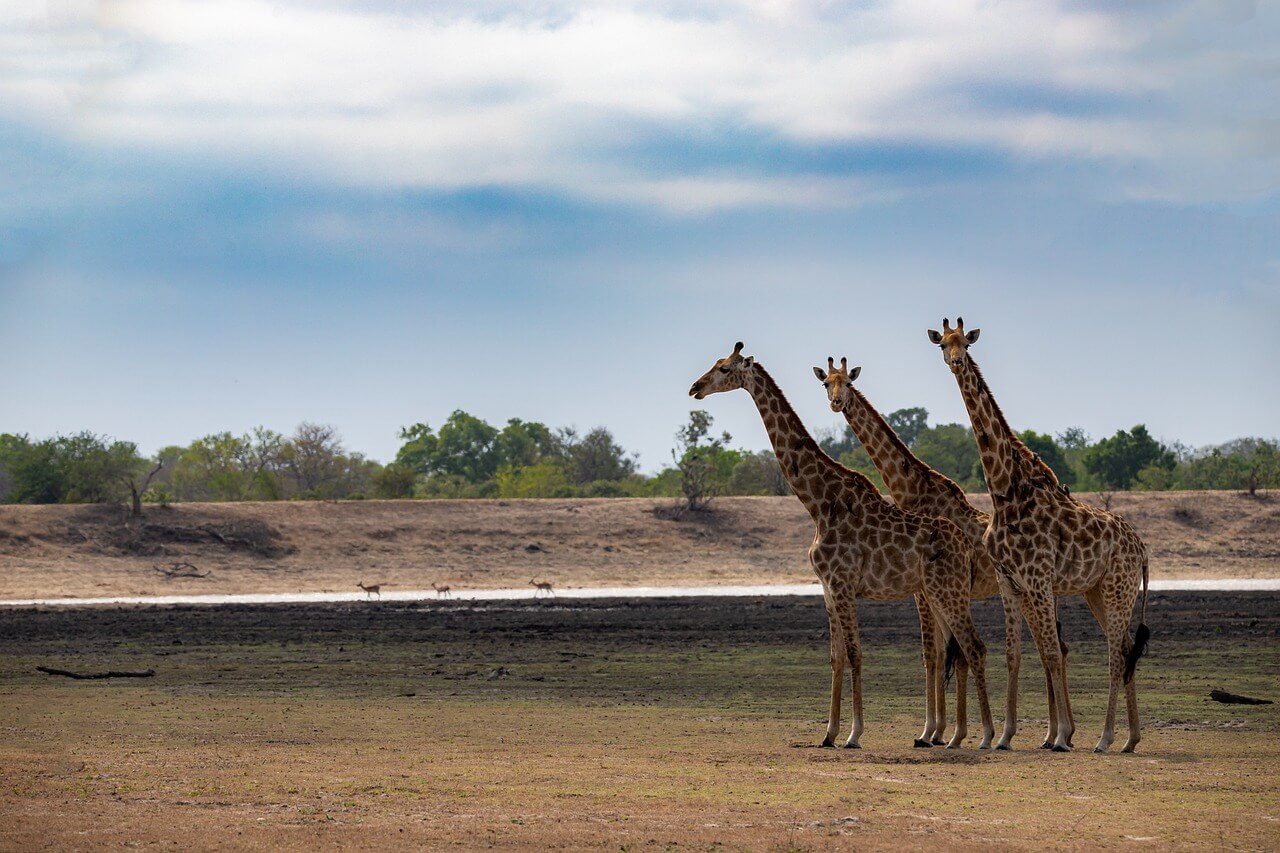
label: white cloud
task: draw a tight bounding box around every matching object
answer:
[2,0,1277,209]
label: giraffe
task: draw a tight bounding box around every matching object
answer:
[815,355,1045,749]
[928,317,1150,753]
[690,342,994,749]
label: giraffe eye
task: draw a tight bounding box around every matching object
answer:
[718,367,729,374]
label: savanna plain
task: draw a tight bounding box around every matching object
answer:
[2,494,1278,850]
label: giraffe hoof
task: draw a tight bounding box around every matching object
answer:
[995,743,1012,751]
[1051,744,1071,753]
[1039,741,1053,750]
[930,738,946,746]
[1093,746,1106,754]
[841,741,861,750]
[820,737,834,748]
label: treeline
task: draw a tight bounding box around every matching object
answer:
[1,408,1277,507]
[810,408,1280,496]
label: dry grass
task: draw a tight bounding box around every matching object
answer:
[0,490,1276,600]
[3,690,1277,850]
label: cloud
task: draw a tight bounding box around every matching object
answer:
[1,0,1277,212]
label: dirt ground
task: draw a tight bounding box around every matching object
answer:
[2,592,1278,849]
[1,490,1276,600]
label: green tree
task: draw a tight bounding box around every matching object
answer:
[0,434,61,503]
[495,461,572,498]
[728,450,790,496]
[495,418,558,469]
[886,407,929,447]
[393,423,439,473]
[672,410,732,513]
[370,464,418,499]
[1019,430,1075,488]
[912,423,982,490]
[837,446,887,492]
[559,426,637,485]
[1083,425,1175,490]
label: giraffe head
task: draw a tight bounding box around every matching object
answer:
[812,356,862,412]
[927,316,980,374]
[689,341,754,399]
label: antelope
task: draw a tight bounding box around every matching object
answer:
[530,579,555,597]
[432,582,452,599]
[357,581,381,600]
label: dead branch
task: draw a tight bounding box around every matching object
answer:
[1210,689,1273,705]
[154,562,209,578]
[37,666,156,680]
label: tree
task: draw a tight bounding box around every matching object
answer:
[1019,430,1075,489]
[1082,425,1175,490]
[281,423,349,497]
[395,411,501,484]
[672,410,731,513]
[886,407,929,447]
[0,434,61,503]
[912,423,982,490]
[728,450,791,496]
[171,430,283,501]
[816,424,858,459]
[370,464,418,499]
[559,426,637,485]
[495,418,558,469]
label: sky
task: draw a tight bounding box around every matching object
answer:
[1,0,1277,473]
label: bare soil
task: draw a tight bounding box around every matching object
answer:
[1,490,1276,600]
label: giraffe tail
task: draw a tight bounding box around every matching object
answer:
[1124,557,1151,684]
[943,635,961,686]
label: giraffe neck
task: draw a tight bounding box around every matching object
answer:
[837,386,930,504]
[953,356,1038,500]
[745,364,876,519]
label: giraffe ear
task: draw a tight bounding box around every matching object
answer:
[848,366,862,382]
[927,329,943,344]
[965,328,981,344]
[743,356,754,366]
[813,366,827,382]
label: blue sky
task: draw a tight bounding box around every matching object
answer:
[2,0,1277,472]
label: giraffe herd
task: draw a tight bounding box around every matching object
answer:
[689,320,1150,754]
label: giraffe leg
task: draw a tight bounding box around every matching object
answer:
[1056,607,1075,749]
[1082,587,1119,753]
[822,596,844,748]
[931,616,949,745]
[948,637,969,748]
[935,608,993,750]
[995,578,1021,750]
[914,596,939,748]
[1024,591,1072,752]
[842,606,864,749]
[1121,658,1142,754]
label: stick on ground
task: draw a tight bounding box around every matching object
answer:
[37,666,156,680]
[1209,689,1273,705]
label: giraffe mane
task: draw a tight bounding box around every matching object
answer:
[967,357,1062,488]
[844,384,969,501]
[752,364,885,500]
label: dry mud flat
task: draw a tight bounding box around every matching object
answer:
[2,591,1278,849]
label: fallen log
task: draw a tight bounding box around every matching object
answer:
[1209,689,1272,705]
[37,666,156,680]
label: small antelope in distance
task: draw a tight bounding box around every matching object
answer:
[357,581,381,600]
[530,579,555,597]
[432,582,452,599]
